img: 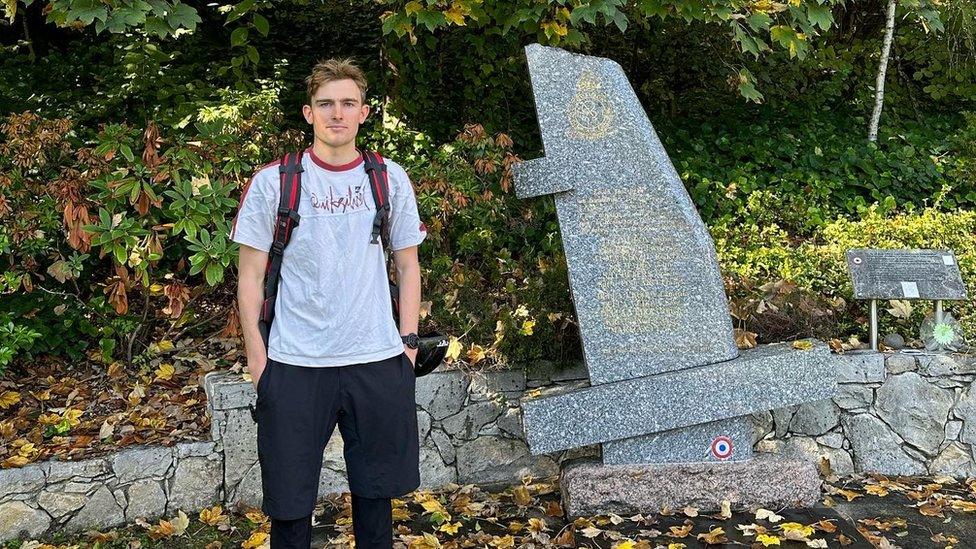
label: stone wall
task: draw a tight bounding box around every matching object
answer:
[4,350,973,542]
[755,351,976,478]
[0,361,594,543]
[0,441,220,541]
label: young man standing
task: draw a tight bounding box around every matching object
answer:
[230,59,426,549]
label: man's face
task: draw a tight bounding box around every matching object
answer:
[302,79,369,149]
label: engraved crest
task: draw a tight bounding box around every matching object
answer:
[567,70,614,140]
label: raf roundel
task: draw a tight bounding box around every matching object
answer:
[710,435,734,461]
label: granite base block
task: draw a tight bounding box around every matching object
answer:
[559,455,823,517]
[602,416,753,465]
[522,340,836,454]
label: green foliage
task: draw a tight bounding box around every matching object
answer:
[0,316,42,376]
[716,206,976,342]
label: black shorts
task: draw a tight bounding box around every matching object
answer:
[252,352,420,520]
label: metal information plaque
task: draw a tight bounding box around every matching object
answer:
[846,249,967,301]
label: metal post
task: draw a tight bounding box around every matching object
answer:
[870,299,878,352]
[936,300,944,325]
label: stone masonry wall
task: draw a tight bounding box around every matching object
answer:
[755,351,976,478]
[3,350,973,542]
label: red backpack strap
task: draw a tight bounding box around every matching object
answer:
[362,150,391,247]
[257,150,303,349]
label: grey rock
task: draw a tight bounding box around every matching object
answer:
[203,371,256,411]
[37,490,88,518]
[496,407,525,438]
[65,485,124,533]
[842,414,926,475]
[217,408,257,496]
[44,458,109,483]
[875,372,952,455]
[430,429,456,465]
[469,370,527,398]
[930,443,976,478]
[0,501,51,542]
[955,386,976,446]
[789,400,841,436]
[112,445,173,484]
[604,417,753,464]
[318,463,350,499]
[559,455,822,517]
[441,401,505,440]
[227,461,262,510]
[322,430,345,473]
[750,411,774,444]
[883,333,905,350]
[522,341,836,455]
[167,456,222,513]
[416,371,467,420]
[419,445,456,490]
[0,464,45,496]
[125,479,167,521]
[919,354,976,376]
[817,432,845,449]
[417,410,432,441]
[946,420,963,441]
[885,353,916,374]
[550,362,590,383]
[835,353,885,383]
[456,436,558,486]
[832,384,874,411]
[175,441,216,458]
[755,437,854,477]
[772,406,798,438]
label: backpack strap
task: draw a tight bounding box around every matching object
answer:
[258,150,303,349]
[362,150,391,247]
[362,150,401,323]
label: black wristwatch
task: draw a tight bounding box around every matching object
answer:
[401,333,420,349]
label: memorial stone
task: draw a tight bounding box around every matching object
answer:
[513,44,838,512]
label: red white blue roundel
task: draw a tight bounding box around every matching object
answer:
[710,436,734,460]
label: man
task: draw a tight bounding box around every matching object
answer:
[230,58,426,549]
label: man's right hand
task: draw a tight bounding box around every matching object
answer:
[248,358,268,391]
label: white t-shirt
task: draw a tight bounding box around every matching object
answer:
[229,147,427,367]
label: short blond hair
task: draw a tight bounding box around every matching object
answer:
[305,58,368,105]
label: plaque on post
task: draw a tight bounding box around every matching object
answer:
[845,249,968,351]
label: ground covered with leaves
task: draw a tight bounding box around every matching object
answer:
[0,337,250,467]
[6,473,976,548]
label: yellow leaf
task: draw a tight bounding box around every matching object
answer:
[865,484,889,496]
[244,509,268,524]
[527,517,548,533]
[757,533,782,546]
[39,412,62,425]
[614,540,635,549]
[171,510,190,535]
[157,339,175,352]
[512,485,532,506]
[445,337,462,362]
[421,499,446,514]
[405,0,422,15]
[64,409,83,427]
[718,500,732,520]
[734,328,757,349]
[155,363,175,381]
[950,500,976,512]
[780,522,814,540]
[667,544,686,549]
[241,531,268,548]
[200,505,224,525]
[438,521,461,535]
[444,7,465,25]
[756,508,784,523]
[489,534,514,548]
[519,319,535,336]
[2,455,30,468]
[697,527,727,544]
[466,345,486,364]
[791,340,813,351]
[0,391,21,409]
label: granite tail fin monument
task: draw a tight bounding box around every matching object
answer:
[513,44,838,516]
